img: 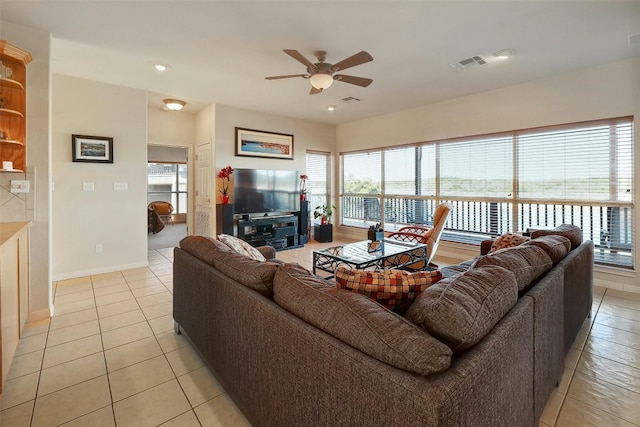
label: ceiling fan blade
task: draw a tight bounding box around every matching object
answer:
[265,74,308,80]
[283,49,316,70]
[334,74,373,87]
[331,51,373,72]
[309,86,323,95]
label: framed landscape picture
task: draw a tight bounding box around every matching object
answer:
[235,127,294,160]
[72,134,114,163]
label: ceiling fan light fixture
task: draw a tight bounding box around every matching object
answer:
[310,73,334,90]
[163,98,186,111]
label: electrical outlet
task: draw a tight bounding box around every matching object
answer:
[95,244,103,253]
[83,182,95,191]
[10,180,30,193]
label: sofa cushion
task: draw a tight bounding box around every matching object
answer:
[273,263,452,376]
[522,235,571,265]
[489,233,530,253]
[531,224,583,250]
[212,251,279,297]
[472,245,553,292]
[405,265,518,352]
[334,267,442,314]
[179,236,231,266]
[218,233,266,262]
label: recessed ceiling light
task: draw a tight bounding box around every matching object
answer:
[327,105,336,111]
[493,49,517,59]
[154,63,170,71]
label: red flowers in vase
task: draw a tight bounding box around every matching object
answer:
[217,166,234,204]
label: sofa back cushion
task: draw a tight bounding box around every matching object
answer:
[405,265,518,352]
[273,264,452,376]
[213,252,279,298]
[531,224,583,250]
[334,267,442,314]
[179,236,230,266]
[522,235,571,265]
[472,245,552,293]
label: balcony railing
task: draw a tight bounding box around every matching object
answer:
[340,195,633,268]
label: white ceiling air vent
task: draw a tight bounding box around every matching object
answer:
[340,96,361,104]
[449,55,489,72]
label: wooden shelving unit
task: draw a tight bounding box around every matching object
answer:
[0,41,32,173]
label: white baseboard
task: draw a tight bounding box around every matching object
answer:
[53,261,149,281]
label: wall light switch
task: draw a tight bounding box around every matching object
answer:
[10,180,30,193]
[114,182,128,191]
[82,182,94,191]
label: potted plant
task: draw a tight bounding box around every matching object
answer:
[314,203,337,225]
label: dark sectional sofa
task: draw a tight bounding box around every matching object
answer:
[173,225,594,427]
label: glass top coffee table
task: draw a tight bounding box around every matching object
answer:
[312,238,428,279]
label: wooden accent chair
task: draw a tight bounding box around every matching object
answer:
[148,201,174,225]
[386,202,452,269]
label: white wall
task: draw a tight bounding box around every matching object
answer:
[336,57,640,293]
[214,104,336,183]
[52,75,148,280]
[147,146,188,163]
[0,21,52,318]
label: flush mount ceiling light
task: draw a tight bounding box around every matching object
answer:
[493,48,517,59]
[153,63,170,71]
[326,105,336,111]
[309,73,334,90]
[163,99,186,111]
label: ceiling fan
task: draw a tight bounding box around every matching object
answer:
[265,49,373,95]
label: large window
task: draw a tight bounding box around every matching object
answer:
[340,117,634,268]
[305,150,332,214]
[147,163,188,214]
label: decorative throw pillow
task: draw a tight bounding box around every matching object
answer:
[405,265,518,352]
[334,267,443,314]
[489,233,530,253]
[218,234,266,262]
[273,264,452,376]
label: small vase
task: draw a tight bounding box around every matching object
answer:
[321,217,328,225]
[221,195,230,204]
[300,193,306,201]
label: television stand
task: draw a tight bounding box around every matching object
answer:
[237,215,301,251]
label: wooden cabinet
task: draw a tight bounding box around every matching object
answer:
[0,41,32,173]
[0,221,30,396]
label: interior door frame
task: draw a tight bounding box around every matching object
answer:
[147,141,194,237]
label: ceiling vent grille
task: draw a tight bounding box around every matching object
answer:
[340,96,361,103]
[449,55,489,72]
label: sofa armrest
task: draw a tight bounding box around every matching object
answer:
[480,239,494,255]
[257,245,276,260]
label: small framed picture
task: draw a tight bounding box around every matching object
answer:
[235,127,294,160]
[72,134,114,163]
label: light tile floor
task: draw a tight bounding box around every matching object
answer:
[0,242,639,426]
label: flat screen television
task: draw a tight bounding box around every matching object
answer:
[233,168,300,215]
